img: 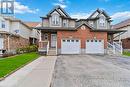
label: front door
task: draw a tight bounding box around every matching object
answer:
[51,34,57,48]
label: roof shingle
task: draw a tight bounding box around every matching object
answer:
[113,18,130,29]
[24,22,40,27]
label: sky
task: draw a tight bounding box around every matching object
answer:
[7,0,130,24]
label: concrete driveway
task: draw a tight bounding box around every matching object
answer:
[51,55,130,87]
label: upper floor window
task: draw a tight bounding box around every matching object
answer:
[1,21,5,28]
[63,20,67,27]
[99,16,105,27]
[89,21,94,27]
[52,15,60,26]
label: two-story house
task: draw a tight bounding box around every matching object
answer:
[36,6,125,55]
[113,19,130,51]
[0,15,39,55]
[25,22,41,45]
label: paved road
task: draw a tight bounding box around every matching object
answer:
[51,55,130,87]
[0,56,57,87]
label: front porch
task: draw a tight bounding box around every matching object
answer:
[38,31,57,56]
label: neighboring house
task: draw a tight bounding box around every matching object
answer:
[25,22,41,45]
[113,19,130,50]
[0,15,36,55]
[36,6,125,55]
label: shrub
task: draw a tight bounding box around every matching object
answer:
[16,45,38,54]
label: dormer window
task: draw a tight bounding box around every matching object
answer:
[52,14,60,26]
[99,16,105,27]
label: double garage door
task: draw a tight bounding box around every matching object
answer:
[61,39,104,54]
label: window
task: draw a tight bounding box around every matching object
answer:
[63,40,66,42]
[89,21,94,27]
[71,40,74,42]
[63,20,67,27]
[99,40,102,42]
[52,15,60,26]
[43,33,48,40]
[76,40,79,42]
[99,16,105,27]
[1,21,5,28]
[67,40,70,42]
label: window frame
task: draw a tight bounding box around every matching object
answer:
[1,21,5,28]
[99,16,106,27]
[51,14,60,26]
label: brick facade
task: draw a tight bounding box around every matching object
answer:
[3,34,29,52]
[122,38,130,49]
[57,25,108,49]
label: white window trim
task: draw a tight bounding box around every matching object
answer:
[99,16,105,27]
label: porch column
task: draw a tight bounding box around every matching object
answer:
[39,30,42,42]
[119,33,121,43]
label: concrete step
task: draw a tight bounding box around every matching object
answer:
[47,50,57,56]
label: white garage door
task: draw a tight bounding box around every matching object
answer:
[61,39,80,54]
[86,40,104,54]
[0,38,4,49]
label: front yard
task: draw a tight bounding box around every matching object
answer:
[0,52,40,78]
[123,51,130,56]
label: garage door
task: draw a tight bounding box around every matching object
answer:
[0,38,4,49]
[86,40,104,54]
[61,39,80,54]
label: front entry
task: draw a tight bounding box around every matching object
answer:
[51,34,57,48]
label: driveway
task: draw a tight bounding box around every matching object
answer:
[51,55,130,87]
[0,56,57,87]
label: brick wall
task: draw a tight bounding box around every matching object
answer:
[122,38,130,49]
[57,25,108,49]
[3,34,29,52]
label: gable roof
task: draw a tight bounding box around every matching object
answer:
[75,22,94,30]
[88,9,111,20]
[112,18,130,29]
[46,6,71,18]
[24,22,40,28]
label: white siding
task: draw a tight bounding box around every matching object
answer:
[0,16,9,32]
[114,26,129,40]
[19,23,31,39]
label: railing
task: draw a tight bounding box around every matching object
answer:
[107,41,123,55]
[113,42,123,54]
[46,41,49,55]
[107,42,116,54]
[38,41,49,54]
[56,41,57,55]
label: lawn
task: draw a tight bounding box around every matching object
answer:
[0,52,40,78]
[123,51,130,56]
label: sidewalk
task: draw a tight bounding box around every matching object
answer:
[0,56,57,87]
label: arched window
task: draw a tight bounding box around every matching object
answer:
[99,16,105,27]
[52,14,60,26]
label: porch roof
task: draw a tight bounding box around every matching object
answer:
[91,29,127,34]
[35,26,127,34]
[35,27,76,31]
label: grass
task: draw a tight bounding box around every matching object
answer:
[123,51,130,56]
[0,52,40,78]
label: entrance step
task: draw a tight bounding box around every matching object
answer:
[47,48,57,56]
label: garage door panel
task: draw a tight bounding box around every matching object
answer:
[61,39,80,54]
[86,40,104,54]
